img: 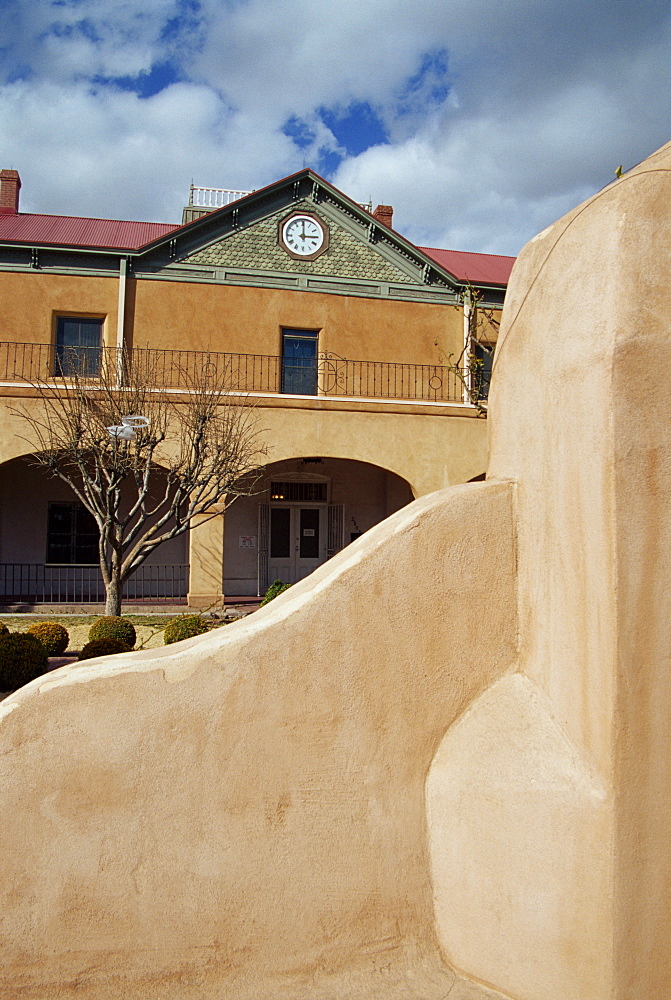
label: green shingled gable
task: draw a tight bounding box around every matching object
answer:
[182,202,415,283]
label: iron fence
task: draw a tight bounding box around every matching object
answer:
[0,342,470,403]
[0,564,188,604]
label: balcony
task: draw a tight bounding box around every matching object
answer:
[189,185,252,209]
[0,343,478,405]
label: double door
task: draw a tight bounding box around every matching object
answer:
[268,505,326,584]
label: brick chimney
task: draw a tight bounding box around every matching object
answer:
[0,170,21,215]
[372,204,393,228]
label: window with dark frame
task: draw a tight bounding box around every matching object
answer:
[55,316,103,377]
[47,502,99,565]
[281,329,318,395]
[472,341,494,400]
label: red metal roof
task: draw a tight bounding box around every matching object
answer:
[419,246,515,286]
[0,212,179,250]
[0,202,516,288]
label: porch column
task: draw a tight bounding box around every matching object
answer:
[187,506,225,610]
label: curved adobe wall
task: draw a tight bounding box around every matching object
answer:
[0,482,516,1000]
[429,140,671,999]
[3,140,671,1000]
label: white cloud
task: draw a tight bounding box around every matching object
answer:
[1,0,670,253]
[0,79,297,221]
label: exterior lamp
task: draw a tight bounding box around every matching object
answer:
[107,414,149,442]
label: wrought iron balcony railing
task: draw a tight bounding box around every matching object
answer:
[0,563,188,604]
[0,342,477,404]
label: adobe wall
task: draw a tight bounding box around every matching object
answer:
[429,140,671,998]
[129,277,468,364]
[0,268,469,363]
[2,137,668,1000]
[0,394,487,497]
[0,481,516,1000]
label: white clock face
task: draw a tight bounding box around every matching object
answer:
[282,214,325,257]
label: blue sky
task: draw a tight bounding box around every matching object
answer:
[0,0,670,254]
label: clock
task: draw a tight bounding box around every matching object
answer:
[278,212,329,260]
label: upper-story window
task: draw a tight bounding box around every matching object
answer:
[281,329,318,395]
[55,316,103,377]
[471,341,494,400]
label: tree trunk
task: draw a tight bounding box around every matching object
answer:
[105,574,122,616]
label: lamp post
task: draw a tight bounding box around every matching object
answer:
[107,414,149,442]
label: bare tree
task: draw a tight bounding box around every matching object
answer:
[13,348,265,615]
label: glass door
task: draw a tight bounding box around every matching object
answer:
[296,507,322,579]
[268,506,326,583]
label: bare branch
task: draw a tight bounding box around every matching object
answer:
[12,347,266,614]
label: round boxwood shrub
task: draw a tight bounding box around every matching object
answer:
[0,632,49,690]
[261,579,291,606]
[26,621,69,656]
[78,638,132,661]
[88,616,136,648]
[163,615,210,645]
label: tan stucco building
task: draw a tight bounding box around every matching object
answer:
[0,168,513,605]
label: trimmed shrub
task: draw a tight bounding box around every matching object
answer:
[260,579,292,606]
[163,615,210,645]
[26,621,69,656]
[78,638,132,661]
[0,623,8,637]
[88,616,136,648]
[0,632,50,690]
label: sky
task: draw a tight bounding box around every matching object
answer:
[0,0,670,255]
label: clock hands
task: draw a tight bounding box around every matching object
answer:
[281,215,326,257]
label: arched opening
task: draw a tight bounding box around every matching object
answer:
[0,455,187,606]
[223,456,414,596]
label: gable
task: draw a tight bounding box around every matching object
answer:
[0,170,464,305]
[180,200,417,284]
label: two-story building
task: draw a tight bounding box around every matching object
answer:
[0,167,514,607]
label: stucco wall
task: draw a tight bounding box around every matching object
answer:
[0,481,516,999]
[0,268,466,364]
[0,394,487,498]
[128,276,465,362]
[255,400,486,496]
[429,141,671,999]
[0,271,118,347]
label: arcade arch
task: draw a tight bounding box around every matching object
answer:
[0,454,187,605]
[223,456,414,596]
